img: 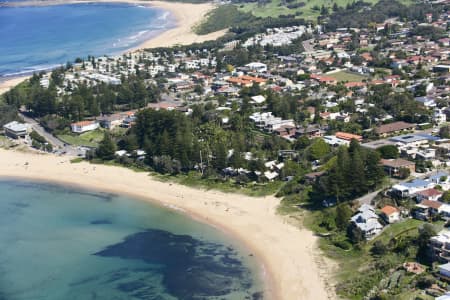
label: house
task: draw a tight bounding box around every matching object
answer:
[350,204,383,239]
[70,120,99,133]
[391,179,433,198]
[389,134,431,148]
[414,199,442,220]
[264,171,279,181]
[251,95,266,104]
[309,74,337,85]
[245,62,268,73]
[434,108,447,124]
[3,121,30,139]
[415,96,436,108]
[375,121,416,137]
[274,125,296,139]
[335,132,363,142]
[380,158,415,177]
[430,229,450,263]
[428,171,450,185]
[296,125,324,139]
[436,292,450,300]
[303,171,325,183]
[98,111,135,129]
[439,263,450,280]
[380,205,401,223]
[415,188,443,202]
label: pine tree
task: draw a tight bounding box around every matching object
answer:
[96,132,116,160]
[349,147,367,196]
[213,140,227,171]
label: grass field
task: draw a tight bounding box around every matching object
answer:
[57,129,104,147]
[328,70,368,82]
[369,219,422,243]
[238,0,413,20]
[238,0,377,19]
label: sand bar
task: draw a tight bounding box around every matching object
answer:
[0,149,337,300]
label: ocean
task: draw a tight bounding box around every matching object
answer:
[0,2,173,77]
[0,179,264,299]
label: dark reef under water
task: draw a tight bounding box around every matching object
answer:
[94,229,262,300]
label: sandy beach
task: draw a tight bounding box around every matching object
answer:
[0,149,337,300]
[0,76,31,96]
[2,0,227,49]
[0,0,227,96]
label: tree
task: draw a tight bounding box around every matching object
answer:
[213,140,227,170]
[349,144,367,196]
[416,224,436,264]
[371,240,387,256]
[377,145,399,159]
[307,139,330,161]
[348,224,364,244]
[335,204,353,231]
[441,191,450,203]
[440,126,450,139]
[398,167,410,179]
[96,132,117,160]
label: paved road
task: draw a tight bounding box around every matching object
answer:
[356,190,382,205]
[19,112,65,148]
[19,112,86,157]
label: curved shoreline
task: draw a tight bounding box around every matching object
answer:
[0,149,336,300]
[0,0,226,94]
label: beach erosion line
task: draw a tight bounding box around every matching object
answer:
[0,149,337,300]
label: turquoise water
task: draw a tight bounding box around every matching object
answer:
[0,180,264,299]
[0,2,172,77]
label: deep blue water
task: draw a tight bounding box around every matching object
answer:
[0,180,264,300]
[0,2,172,77]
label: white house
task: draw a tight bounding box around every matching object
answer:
[350,204,383,239]
[430,229,450,263]
[251,95,266,104]
[391,179,434,198]
[436,292,450,300]
[70,120,99,133]
[439,263,450,278]
[380,205,401,223]
[415,96,436,108]
[3,121,30,139]
[246,62,268,73]
[434,108,447,124]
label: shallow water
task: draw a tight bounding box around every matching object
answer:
[0,2,172,77]
[0,180,264,299]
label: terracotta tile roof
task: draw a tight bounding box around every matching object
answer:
[335,131,362,141]
[420,199,443,209]
[71,120,95,126]
[416,188,443,198]
[345,82,366,88]
[381,205,399,216]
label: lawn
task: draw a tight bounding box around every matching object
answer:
[369,218,424,245]
[238,0,413,20]
[328,70,368,82]
[238,0,378,20]
[57,129,104,147]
